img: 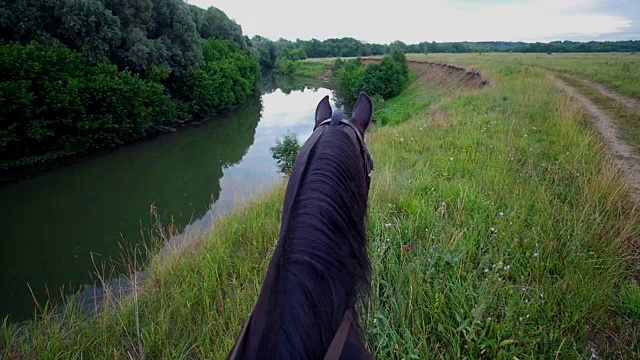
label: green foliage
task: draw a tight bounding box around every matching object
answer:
[270,132,301,175]
[179,39,260,117]
[250,35,278,69]
[0,42,176,165]
[332,58,345,72]
[334,58,365,103]
[357,49,409,99]
[0,0,250,76]
[334,50,409,103]
[274,48,307,75]
[617,280,640,320]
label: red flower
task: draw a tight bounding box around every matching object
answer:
[402,244,412,252]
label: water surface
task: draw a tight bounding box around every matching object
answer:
[1,84,338,321]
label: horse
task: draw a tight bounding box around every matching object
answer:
[227,93,375,360]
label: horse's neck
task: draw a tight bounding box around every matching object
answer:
[248,195,365,357]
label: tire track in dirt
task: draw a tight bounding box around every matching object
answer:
[561,73,640,112]
[555,77,640,206]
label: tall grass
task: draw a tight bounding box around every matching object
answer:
[3,56,640,358]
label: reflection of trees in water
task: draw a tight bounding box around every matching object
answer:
[0,95,263,322]
[153,96,263,226]
[260,71,322,95]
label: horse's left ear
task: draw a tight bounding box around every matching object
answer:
[315,95,332,127]
[351,92,373,136]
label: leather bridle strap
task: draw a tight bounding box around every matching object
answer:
[228,307,353,360]
[323,308,353,360]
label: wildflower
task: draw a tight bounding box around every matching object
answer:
[385,223,392,228]
[499,212,504,217]
[535,243,539,248]
[498,261,503,267]
[402,244,412,252]
[522,287,527,292]
[401,138,405,141]
[504,265,511,271]
[484,268,489,273]
[487,317,492,321]
[534,252,539,258]
[450,157,454,161]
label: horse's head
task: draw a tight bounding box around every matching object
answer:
[313,92,374,190]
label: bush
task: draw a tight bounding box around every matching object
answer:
[180,39,260,117]
[270,132,301,175]
[334,58,366,103]
[334,49,409,103]
[0,42,176,163]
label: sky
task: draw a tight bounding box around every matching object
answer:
[187,0,640,44]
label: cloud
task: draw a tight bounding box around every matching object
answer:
[188,0,638,42]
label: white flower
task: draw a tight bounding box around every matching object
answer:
[534,252,539,257]
[499,212,504,217]
[504,265,511,271]
[450,157,454,161]
[484,268,489,273]
[385,223,392,228]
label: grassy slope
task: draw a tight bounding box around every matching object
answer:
[4,56,640,358]
[409,53,640,99]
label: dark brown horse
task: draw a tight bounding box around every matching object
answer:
[228,93,375,359]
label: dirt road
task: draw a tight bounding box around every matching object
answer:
[555,77,640,206]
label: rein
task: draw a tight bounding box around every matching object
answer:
[228,307,354,360]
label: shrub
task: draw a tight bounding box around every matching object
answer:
[334,49,409,103]
[0,42,176,163]
[270,132,301,175]
[180,39,260,117]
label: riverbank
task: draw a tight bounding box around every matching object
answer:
[3,56,640,358]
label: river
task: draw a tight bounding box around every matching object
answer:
[0,78,339,322]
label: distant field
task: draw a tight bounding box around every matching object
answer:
[408,52,640,99]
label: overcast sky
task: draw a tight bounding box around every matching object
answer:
[187,0,640,43]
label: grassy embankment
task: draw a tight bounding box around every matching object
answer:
[412,53,640,153]
[3,55,640,358]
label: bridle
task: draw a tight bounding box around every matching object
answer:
[227,118,372,360]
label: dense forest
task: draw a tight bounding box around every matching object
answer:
[0,0,262,170]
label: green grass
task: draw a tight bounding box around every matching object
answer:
[557,73,640,153]
[293,61,331,78]
[3,56,640,358]
[409,52,640,99]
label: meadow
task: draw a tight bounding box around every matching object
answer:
[3,53,640,358]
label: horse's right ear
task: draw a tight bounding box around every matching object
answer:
[351,92,373,136]
[315,95,332,127]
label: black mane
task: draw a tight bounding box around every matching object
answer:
[229,93,374,360]
[263,126,370,358]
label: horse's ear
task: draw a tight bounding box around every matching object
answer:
[315,95,332,126]
[351,92,373,136]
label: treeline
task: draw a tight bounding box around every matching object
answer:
[0,0,260,169]
[259,38,640,59]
